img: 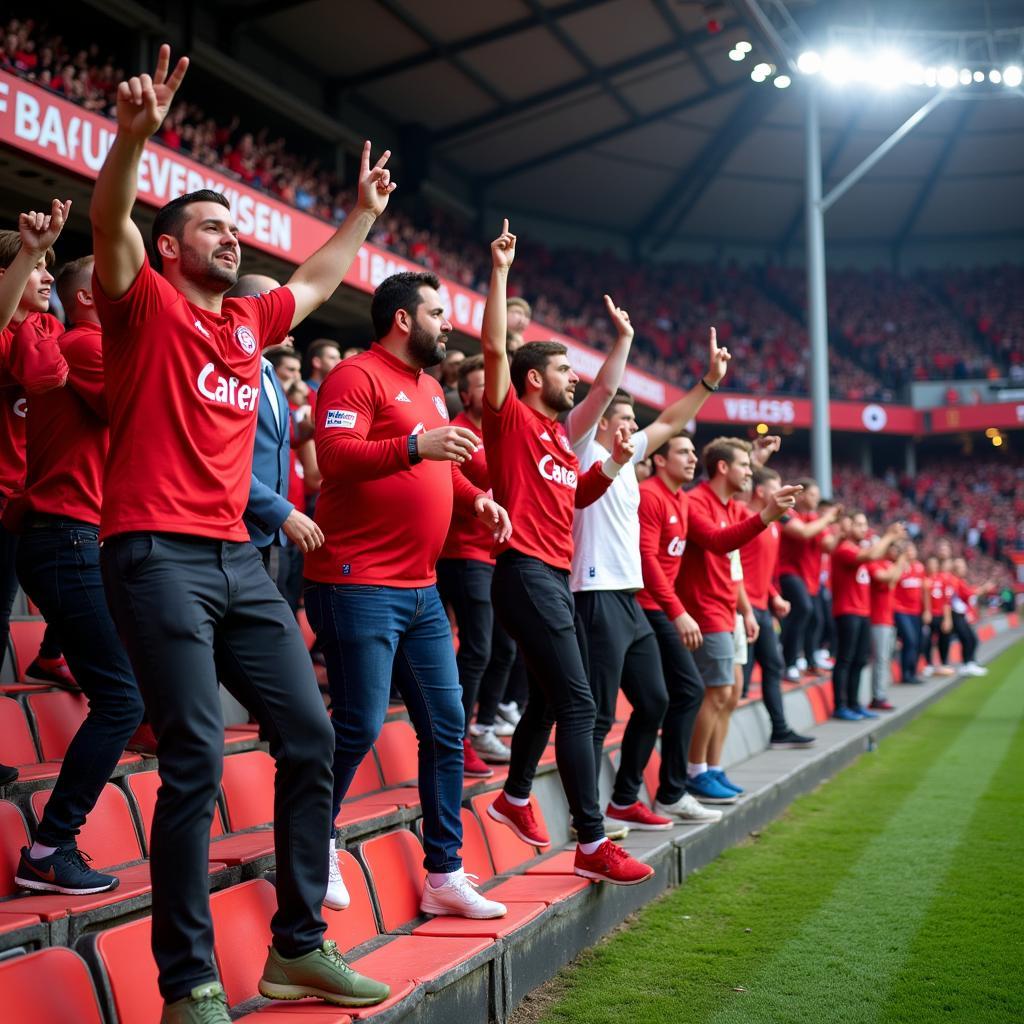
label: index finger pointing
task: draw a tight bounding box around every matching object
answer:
[154,43,170,84]
[167,55,189,93]
[502,217,509,235]
[360,141,371,176]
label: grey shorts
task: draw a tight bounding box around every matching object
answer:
[693,630,736,687]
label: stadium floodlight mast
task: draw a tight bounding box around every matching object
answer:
[735,0,1024,497]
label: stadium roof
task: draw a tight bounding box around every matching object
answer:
[218,0,1024,253]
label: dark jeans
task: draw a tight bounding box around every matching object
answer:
[305,582,463,873]
[17,521,144,846]
[833,614,871,710]
[102,533,333,1003]
[574,590,668,807]
[0,518,20,663]
[951,612,978,663]
[926,620,952,665]
[502,653,529,710]
[742,606,789,736]
[491,551,603,843]
[643,609,705,805]
[894,611,922,682]
[780,574,814,668]
[437,558,512,735]
[813,588,834,655]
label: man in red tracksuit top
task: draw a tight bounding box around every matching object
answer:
[479,220,653,886]
[12,256,146,896]
[678,438,799,805]
[305,269,511,922]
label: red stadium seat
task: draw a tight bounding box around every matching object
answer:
[0,800,32,897]
[357,829,424,933]
[469,791,540,873]
[210,879,279,1006]
[0,696,48,772]
[374,720,419,786]
[0,947,104,1024]
[24,690,141,767]
[8,619,46,680]
[457,806,495,880]
[31,783,143,868]
[347,751,384,798]
[83,914,161,1024]
[221,750,275,830]
[323,850,380,949]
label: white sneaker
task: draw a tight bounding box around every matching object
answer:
[813,649,834,669]
[490,719,516,736]
[497,701,522,727]
[795,657,808,672]
[324,838,350,910]
[785,666,801,682]
[420,869,507,919]
[921,666,935,679]
[471,727,511,763]
[655,794,723,823]
[964,662,988,676]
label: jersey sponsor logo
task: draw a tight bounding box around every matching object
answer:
[539,430,551,441]
[411,421,425,435]
[193,318,212,339]
[668,536,685,557]
[234,325,257,355]
[669,514,678,523]
[196,363,258,411]
[537,454,577,488]
[324,409,357,429]
[433,395,448,420]
[395,390,411,402]
[856,566,871,585]
[13,397,26,419]
[557,433,571,452]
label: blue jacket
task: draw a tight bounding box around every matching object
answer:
[244,359,293,548]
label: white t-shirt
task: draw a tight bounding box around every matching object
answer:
[569,423,650,592]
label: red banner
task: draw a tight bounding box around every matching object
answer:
[0,69,938,437]
[929,401,1024,433]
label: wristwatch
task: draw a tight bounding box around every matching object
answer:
[700,377,719,392]
[408,434,421,465]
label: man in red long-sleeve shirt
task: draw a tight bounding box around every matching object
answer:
[678,438,800,804]
[480,220,652,886]
[306,270,511,923]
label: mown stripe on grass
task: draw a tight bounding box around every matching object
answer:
[703,657,1024,1024]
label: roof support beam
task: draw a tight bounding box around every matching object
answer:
[650,0,718,89]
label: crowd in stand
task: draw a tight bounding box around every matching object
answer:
[0,39,1020,1024]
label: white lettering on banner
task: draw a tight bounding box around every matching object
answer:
[537,454,577,488]
[723,397,796,424]
[196,363,258,411]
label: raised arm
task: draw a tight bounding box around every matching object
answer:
[783,504,839,539]
[873,555,905,586]
[566,295,634,445]
[481,219,515,411]
[0,201,71,331]
[855,523,906,563]
[285,141,395,329]
[643,326,731,452]
[90,45,188,299]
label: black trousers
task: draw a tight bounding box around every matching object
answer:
[893,612,922,682]
[476,626,519,725]
[951,612,978,663]
[437,558,515,735]
[780,574,814,667]
[17,522,144,846]
[643,609,705,805]
[813,588,834,655]
[0,518,21,662]
[574,590,669,807]
[833,614,871,709]
[742,606,789,736]
[927,619,952,665]
[101,533,334,1002]
[491,551,603,842]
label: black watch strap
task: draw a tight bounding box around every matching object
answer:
[700,376,719,393]
[408,434,422,465]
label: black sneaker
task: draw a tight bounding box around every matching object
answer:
[15,845,120,895]
[770,730,816,750]
[0,763,18,786]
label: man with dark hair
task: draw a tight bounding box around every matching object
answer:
[571,327,730,833]
[304,338,342,393]
[13,253,147,895]
[480,220,652,885]
[740,466,815,749]
[89,45,391,1019]
[636,433,721,825]
[305,266,511,921]
[680,439,800,804]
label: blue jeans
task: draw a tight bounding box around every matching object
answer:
[17,520,145,846]
[893,612,922,682]
[306,583,464,873]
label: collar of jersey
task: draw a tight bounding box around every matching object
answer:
[371,342,423,378]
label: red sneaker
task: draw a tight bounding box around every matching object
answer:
[463,739,493,779]
[24,656,79,691]
[487,791,550,847]
[604,801,673,831]
[574,841,654,885]
[869,699,895,711]
[126,723,159,756]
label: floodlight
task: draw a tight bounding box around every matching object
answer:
[924,67,938,87]
[905,63,925,86]
[992,435,1004,447]
[736,41,752,54]
[973,70,985,83]
[797,50,822,75]
[989,68,1003,83]
[985,428,998,438]
[774,74,792,89]
[937,65,958,88]
[751,68,767,82]
[958,68,972,85]
[871,52,906,89]
[729,48,745,61]
[1004,65,1023,87]
[822,49,853,84]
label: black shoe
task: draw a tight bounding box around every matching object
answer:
[0,763,18,786]
[770,730,816,750]
[15,845,120,895]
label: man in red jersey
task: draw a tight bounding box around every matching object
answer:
[777,481,840,680]
[636,433,722,824]
[830,514,905,720]
[892,540,928,684]
[89,46,390,1018]
[305,270,511,922]
[11,256,146,895]
[867,544,907,711]
[436,354,519,775]
[680,439,800,804]
[740,466,816,749]
[922,554,955,678]
[480,220,653,886]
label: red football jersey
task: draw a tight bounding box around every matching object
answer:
[678,481,767,634]
[636,475,688,619]
[892,559,926,615]
[304,344,482,587]
[440,412,494,565]
[482,390,612,571]
[93,258,295,541]
[740,517,781,611]
[927,572,954,616]
[869,559,896,626]
[777,511,828,596]
[831,541,872,618]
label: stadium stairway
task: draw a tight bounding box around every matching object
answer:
[0,611,1018,1023]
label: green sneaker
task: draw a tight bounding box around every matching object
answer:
[258,940,390,1007]
[160,981,230,1023]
